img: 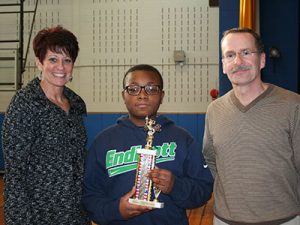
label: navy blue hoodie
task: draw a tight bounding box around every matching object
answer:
[82,115,213,225]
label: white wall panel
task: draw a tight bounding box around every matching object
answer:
[0,0,219,113]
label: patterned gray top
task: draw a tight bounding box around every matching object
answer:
[203,84,300,223]
[2,77,91,225]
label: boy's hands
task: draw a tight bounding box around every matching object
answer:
[120,167,174,220]
[120,186,152,220]
[149,167,175,194]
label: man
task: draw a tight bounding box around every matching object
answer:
[82,64,213,225]
[203,27,300,225]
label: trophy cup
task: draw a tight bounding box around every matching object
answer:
[128,116,164,208]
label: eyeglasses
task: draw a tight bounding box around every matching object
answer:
[222,49,259,63]
[124,84,161,96]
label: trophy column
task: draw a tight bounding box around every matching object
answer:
[128,116,164,208]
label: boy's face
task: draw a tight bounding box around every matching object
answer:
[122,70,164,127]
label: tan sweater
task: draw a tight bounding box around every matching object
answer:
[203,84,300,224]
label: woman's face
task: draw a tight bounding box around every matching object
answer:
[35,49,74,87]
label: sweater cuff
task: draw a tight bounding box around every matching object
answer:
[169,176,185,200]
[103,198,124,222]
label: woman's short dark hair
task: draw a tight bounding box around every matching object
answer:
[123,64,164,90]
[33,25,79,63]
[221,27,264,53]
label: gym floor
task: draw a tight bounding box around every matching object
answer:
[0,175,214,225]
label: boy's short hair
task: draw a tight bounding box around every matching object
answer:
[123,64,164,90]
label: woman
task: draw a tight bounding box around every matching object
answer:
[2,26,90,225]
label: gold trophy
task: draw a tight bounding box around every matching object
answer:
[128,116,164,208]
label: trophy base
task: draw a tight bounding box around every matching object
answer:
[128,198,164,208]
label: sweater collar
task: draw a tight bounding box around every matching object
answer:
[230,84,274,113]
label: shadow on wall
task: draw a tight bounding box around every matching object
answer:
[0,113,206,170]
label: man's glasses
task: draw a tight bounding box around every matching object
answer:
[222,49,259,63]
[124,84,161,96]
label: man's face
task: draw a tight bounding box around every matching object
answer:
[122,70,164,126]
[221,33,266,87]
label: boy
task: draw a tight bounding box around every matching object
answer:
[82,64,213,225]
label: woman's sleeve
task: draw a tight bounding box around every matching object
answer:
[2,94,35,224]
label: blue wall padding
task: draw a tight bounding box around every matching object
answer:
[0,113,206,170]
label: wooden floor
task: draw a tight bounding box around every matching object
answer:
[186,197,214,225]
[0,175,213,225]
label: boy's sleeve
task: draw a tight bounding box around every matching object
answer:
[81,139,124,225]
[202,113,217,177]
[169,136,214,209]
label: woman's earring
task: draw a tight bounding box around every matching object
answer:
[69,76,73,82]
[38,72,42,80]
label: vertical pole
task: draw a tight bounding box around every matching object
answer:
[18,0,24,89]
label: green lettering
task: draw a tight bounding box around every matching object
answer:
[153,146,161,157]
[134,145,142,162]
[114,152,124,166]
[169,142,177,156]
[161,143,169,157]
[124,146,136,163]
[106,150,116,168]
